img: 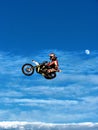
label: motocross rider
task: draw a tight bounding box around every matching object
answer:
[32,53,60,74]
[47,53,60,73]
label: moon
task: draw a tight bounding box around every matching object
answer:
[85,49,90,55]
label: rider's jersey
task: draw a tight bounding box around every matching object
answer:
[47,60,59,70]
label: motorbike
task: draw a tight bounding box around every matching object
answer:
[22,60,57,79]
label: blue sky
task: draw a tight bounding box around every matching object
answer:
[0,0,97,55]
[0,0,98,124]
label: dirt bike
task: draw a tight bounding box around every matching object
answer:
[22,60,57,79]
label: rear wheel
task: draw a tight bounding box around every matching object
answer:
[22,63,34,76]
[44,72,56,79]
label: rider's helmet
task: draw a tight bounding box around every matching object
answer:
[49,53,57,60]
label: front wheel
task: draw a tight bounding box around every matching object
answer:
[22,63,34,76]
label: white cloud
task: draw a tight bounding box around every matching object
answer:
[0,52,29,76]
[0,50,98,123]
[0,122,98,130]
[0,95,97,122]
[0,90,23,97]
